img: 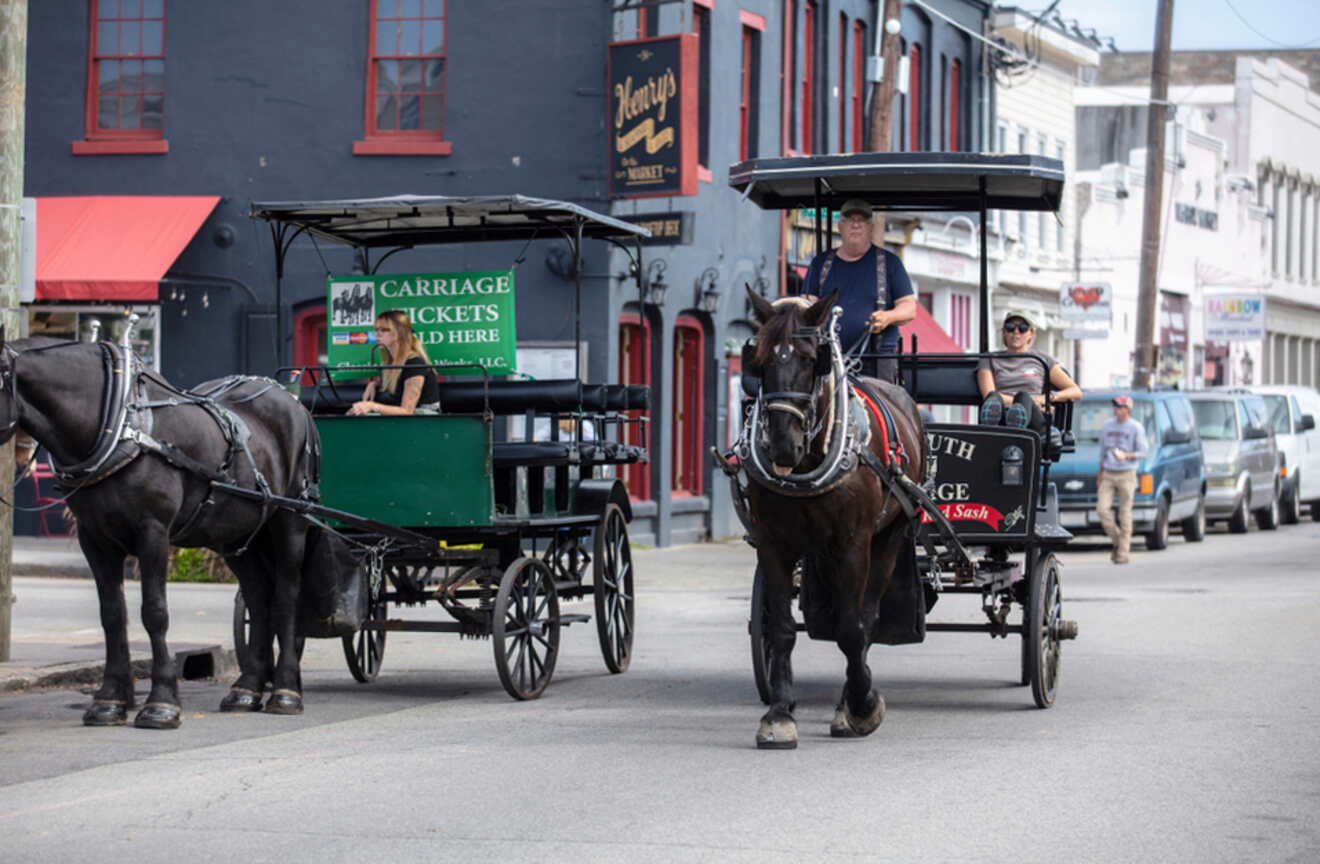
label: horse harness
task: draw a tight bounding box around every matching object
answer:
[41,341,320,554]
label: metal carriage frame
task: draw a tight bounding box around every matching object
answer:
[728,152,1081,709]
[239,195,654,700]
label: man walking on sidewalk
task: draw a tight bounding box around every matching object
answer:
[1096,395,1148,564]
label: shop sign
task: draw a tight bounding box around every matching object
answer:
[1059,282,1112,323]
[1205,293,1266,341]
[1061,328,1108,340]
[326,271,517,377]
[626,211,694,245]
[608,34,698,198]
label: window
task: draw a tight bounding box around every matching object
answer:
[951,294,972,349]
[739,13,764,162]
[637,3,658,38]
[783,0,797,154]
[801,1,816,155]
[947,59,961,151]
[354,0,450,156]
[294,305,328,387]
[1154,401,1173,445]
[620,315,652,501]
[908,43,921,151]
[1038,135,1049,249]
[672,318,705,496]
[1166,397,1194,439]
[838,13,847,153]
[1017,130,1028,243]
[76,0,167,155]
[851,20,865,152]
[1056,142,1067,251]
[694,0,713,176]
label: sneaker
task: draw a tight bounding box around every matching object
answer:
[979,396,1004,425]
[1113,555,1130,565]
[1006,403,1029,428]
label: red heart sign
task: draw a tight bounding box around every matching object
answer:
[1069,285,1103,310]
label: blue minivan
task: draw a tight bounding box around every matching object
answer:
[1051,389,1207,549]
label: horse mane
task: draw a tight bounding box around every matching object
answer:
[754,299,812,366]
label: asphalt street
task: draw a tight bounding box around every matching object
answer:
[1,523,1318,863]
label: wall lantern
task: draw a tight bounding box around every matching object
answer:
[644,259,669,307]
[695,266,720,314]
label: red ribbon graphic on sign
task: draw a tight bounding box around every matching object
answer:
[920,502,1006,530]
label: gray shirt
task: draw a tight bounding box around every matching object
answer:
[977,351,1056,397]
[1100,416,1149,472]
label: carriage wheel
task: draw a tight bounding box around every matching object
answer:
[493,557,561,700]
[593,503,635,674]
[749,566,773,705]
[1025,554,1063,708]
[342,575,387,684]
[232,590,304,675]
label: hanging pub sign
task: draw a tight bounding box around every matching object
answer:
[625,210,695,245]
[608,33,698,198]
[326,271,517,378]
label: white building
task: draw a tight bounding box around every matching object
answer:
[1074,56,1320,390]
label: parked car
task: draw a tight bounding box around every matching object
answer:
[1254,385,1320,523]
[1188,389,1280,532]
[1053,389,1206,549]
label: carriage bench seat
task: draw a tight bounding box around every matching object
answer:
[492,441,577,469]
[578,441,647,464]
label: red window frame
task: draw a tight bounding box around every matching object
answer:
[76,0,167,155]
[851,21,865,152]
[739,27,753,161]
[354,0,451,157]
[782,0,797,155]
[294,305,329,387]
[948,59,960,151]
[693,0,714,182]
[837,13,847,153]
[801,1,815,156]
[672,317,705,497]
[908,43,921,152]
[619,314,652,502]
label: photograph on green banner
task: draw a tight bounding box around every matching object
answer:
[327,270,517,378]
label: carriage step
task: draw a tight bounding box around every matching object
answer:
[560,613,591,626]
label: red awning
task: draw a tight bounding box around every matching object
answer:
[899,302,964,354]
[36,196,220,301]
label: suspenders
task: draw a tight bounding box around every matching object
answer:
[816,246,889,311]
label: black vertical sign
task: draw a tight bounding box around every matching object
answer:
[608,34,698,199]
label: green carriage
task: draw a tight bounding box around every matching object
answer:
[242,196,651,700]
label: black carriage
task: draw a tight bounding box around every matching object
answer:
[239,196,652,700]
[728,153,1080,709]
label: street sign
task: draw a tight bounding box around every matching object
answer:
[1062,328,1108,340]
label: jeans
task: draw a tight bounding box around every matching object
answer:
[1097,469,1138,560]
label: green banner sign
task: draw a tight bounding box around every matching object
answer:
[327,271,516,377]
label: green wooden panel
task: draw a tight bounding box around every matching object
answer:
[316,415,493,527]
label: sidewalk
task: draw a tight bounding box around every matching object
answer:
[11,535,92,579]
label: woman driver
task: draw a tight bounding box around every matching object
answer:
[977,309,1081,434]
[348,310,440,416]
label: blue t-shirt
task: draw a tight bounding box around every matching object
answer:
[801,245,914,352]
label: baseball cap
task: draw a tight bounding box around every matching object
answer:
[1112,395,1133,408]
[1003,309,1036,329]
[839,198,872,219]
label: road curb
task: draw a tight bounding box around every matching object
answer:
[0,645,238,693]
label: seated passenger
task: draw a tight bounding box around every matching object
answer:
[976,310,1081,435]
[348,310,440,416]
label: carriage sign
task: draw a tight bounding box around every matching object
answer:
[326,271,517,377]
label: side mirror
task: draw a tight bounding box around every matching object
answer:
[1163,429,1190,445]
[1301,413,1316,432]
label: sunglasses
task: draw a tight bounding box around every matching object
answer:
[1004,322,1032,334]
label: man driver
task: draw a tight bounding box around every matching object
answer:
[801,199,917,383]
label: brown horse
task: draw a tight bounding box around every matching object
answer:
[743,288,927,749]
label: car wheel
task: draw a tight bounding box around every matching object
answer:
[1145,495,1170,550]
[1281,475,1301,525]
[1227,492,1250,534]
[1180,495,1206,542]
[1255,483,1280,530]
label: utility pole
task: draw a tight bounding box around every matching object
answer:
[867,0,902,151]
[0,0,27,661]
[1132,0,1174,390]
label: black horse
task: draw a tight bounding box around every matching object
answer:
[742,289,927,749]
[0,335,320,729]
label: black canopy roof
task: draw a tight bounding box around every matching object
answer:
[248,194,650,248]
[728,152,1064,212]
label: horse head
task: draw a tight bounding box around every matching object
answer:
[745,286,838,474]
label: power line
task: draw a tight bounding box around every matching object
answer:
[1222,0,1320,49]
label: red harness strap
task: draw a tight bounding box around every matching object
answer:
[851,384,903,467]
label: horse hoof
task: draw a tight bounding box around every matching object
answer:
[82,700,129,726]
[756,717,798,750]
[133,702,182,730]
[829,709,858,738]
[844,694,886,737]
[263,688,303,715]
[219,687,263,713]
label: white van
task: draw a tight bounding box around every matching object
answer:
[1255,385,1320,523]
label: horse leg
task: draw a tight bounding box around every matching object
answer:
[756,548,799,750]
[219,547,275,712]
[263,513,309,715]
[80,534,134,726]
[830,528,902,739]
[133,524,183,729]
